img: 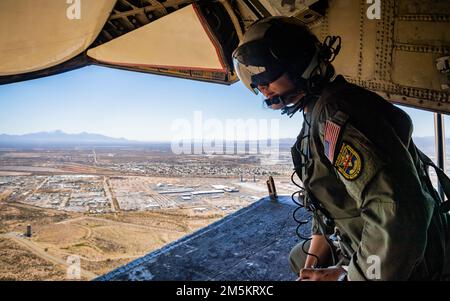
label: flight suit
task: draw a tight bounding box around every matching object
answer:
[290,75,449,280]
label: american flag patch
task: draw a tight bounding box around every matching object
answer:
[324,120,341,163]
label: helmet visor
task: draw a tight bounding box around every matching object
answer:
[232,56,259,95]
[232,44,286,94]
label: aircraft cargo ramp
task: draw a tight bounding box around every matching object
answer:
[96,196,310,281]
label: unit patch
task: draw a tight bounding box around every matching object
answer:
[335,142,362,180]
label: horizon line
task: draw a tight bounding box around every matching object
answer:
[0,130,447,143]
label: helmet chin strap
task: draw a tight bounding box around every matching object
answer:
[281,94,317,118]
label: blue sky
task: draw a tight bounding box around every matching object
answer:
[0,66,447,141]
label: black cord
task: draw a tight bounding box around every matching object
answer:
[290,106,340,268]
[290,110,322,267]
[291,170,320,266]
[305,36,341,95]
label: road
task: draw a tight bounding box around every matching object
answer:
[1,232,98,280]
[104,176,120,212]
[55,216,186,233]
[34,176,49,193]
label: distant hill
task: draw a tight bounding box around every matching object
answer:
[0,130,445,153]
[412,136,445,154]
[0,130,139,146]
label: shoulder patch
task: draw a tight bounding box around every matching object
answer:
[324,120,341,163]
[335,142,362,180]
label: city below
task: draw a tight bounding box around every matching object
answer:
[0,132,447,280]
[0,136,298,280]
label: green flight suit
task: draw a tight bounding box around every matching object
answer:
[291,75,449,280]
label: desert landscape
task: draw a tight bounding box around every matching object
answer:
[0,146,296,280]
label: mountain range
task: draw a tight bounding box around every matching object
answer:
[0,130,137,146]
[0,130,444,152]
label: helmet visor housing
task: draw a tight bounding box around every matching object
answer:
[232,39,287,94]
[232,16,319,94]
